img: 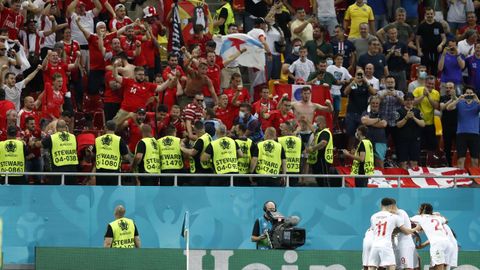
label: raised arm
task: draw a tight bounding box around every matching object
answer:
[75,16,91,40]
[66,0,78,18]
[23,65,43,85]
[92,0,103,17]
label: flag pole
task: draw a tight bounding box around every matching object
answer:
[185,211,189,270]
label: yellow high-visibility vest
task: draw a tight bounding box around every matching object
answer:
[256,140,282,174]
[137,138,161,174]
[351,139,374,175]
[51,132,78,166]
[0,139,25,175]
[158,136,184,170]
[95,134,121,170]
[190,133,212,173]
[211,137,238,174]
[109,217,136,248]
[235,138,252,174]
[307,128,333,165]
[278,136,302,173]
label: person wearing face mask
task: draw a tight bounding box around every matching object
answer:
[407,65,427,93]
[284,38,303,65]
[342,125,374,187]
[446,86,480,169]
[361,96,388,168]
[234,103,264,143]
[395,93,425,170]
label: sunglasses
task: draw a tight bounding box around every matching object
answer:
[196,99,204,102]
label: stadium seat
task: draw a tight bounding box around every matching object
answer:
[83,94,104,112]
[93,111,105,130]
[339,97,348,118]
[434,116,442,136]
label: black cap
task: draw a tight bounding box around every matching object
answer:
[404,92,414,100]
[254,17,266,25]
[136,108,146,114]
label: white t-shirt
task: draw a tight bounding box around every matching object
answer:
[247,28,266,42]
[3,80,26,111]
[266,26,282,56]
[366,76,380,92]
[39,16,55,49]
[316,0,336,17]
[458,39,475,57]
[370,210,403,248]
[411,214,449,245]
[70,11,95,46]
[327,65,352,95]
[396,209,415,247]
[289,58,316,81]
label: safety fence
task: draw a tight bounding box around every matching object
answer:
[1,171,479,187]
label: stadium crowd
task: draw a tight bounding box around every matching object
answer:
[0,0,480,186]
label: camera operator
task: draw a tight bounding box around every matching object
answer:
[251,201,276,250]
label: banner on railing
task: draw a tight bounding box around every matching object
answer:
[36,248,480,270]
[336,166,472,188]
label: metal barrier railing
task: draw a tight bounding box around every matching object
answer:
[0,172,476,188]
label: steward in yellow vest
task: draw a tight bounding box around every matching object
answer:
[0,126,27,184]
[342,125,374,187]
[40,120,78,185]
[214,0,235,35]
[306,116,335,187]
[158,125,185,186]
[234,124,257,186]
[202,124,243,185]
[93,120,130,185]
[277,121,302,186]
[250,127,286,186]
[104,205,140,248]
[132,124,160,186]
[180,121,212,186]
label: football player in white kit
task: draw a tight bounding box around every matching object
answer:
[363,227,374,270]
[367,198,419,270]
[411,203,453,270]
[417,212,458,270]
[391,203,419,270]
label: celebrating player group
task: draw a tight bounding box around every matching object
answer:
[364,198,458,270]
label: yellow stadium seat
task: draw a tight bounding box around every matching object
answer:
[434,115,442,136]
[339,97,348,118]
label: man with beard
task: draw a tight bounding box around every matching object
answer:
[116,108,152,153]
[112,62,172,125]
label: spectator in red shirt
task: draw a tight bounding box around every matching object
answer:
[104,61,123,121]
[183,93,205,140]
[146,104,169,137]
[265,97,296,134]
[214,94,235,130]
[0,88,15,131]
[61,27,84,108]
[0,109,22,141]
[24,116,43,184]
[18,96,40,130]
[166,104,186,138]
[0,0,24,40]
[206,51,223,99]
[457,12,480,39]
[252,87,278,130]
[138,23,159,81]
[119,25,144,65]
[116,108,151,152]
[223,72,251,119]
[36,73,65,120]
[185,24,212,57]
[109,3,133,31]
[112,63,172,125]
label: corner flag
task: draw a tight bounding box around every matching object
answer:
[181,211,189,238]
